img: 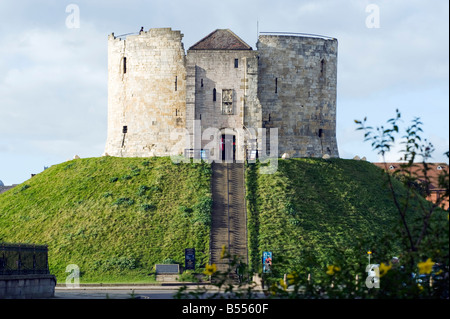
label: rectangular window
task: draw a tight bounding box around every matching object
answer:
[234,58,239,68]
[175,76,178,91]
[122,126,128,134]
[275,78,278,94]
[123,57,127,74]
[222,89,233,115]
[213,88,217,102]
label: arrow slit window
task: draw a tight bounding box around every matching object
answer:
[222,89,233,115]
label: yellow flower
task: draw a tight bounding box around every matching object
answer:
[287,271,299,285]
[367,251,372,255]
[379,262,392,277]
[418,258,434,275]
[326,265,341,276]
[220,245,227,259]
[203,264,217,276]
[279,279,287,291]
[269,283,278,295]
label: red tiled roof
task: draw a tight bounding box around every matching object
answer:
[189,29,252,50]
[373,162,449,190]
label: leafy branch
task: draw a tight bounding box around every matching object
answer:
[355,109,448,253]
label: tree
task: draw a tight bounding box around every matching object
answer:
[355,109,449,298]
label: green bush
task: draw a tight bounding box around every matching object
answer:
[178,206,193,218]
[93,256,139,271]
[120,175,132,181]
[137,185,149,196]
[140,203,156,212]
[191,196,212,226]
[112,197,135,206]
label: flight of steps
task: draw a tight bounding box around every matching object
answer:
[210,163,248,278]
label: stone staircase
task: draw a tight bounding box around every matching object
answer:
[210,163,248,276]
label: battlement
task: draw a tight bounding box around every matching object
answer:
[109,27,184,42]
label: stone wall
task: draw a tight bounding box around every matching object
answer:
[104,28,340,159]
[0,275,56,299]
[104,28,187,157]
[0,185,16,194]
[186,49,258,161]
[257,35,339,158]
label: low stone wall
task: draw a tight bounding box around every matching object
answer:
[0,185,16,194]
[155,274,180,282]
[0,275,57,299]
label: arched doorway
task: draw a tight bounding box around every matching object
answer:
[220,134,236,161]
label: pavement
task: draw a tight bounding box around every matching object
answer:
[53,283,265,299]
[54,283,205,299]
[54,287,180,299]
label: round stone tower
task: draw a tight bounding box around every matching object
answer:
[104,28,187,157]
[257,34,339,158]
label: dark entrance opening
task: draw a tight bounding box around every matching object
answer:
[221,134,236,161]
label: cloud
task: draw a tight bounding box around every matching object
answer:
[0,0,448,184]
[0,24,107,157]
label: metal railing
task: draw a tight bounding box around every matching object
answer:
[259,31,336,40]
[116,32,140,40]
[0,243,49,276]
[184,149,210,160]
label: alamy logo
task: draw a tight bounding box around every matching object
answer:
[65,4,80,29]
[365,4,381,29]
[65,264,80,288]
[365,264,380,288]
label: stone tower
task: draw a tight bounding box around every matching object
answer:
[257,35,339,158]
[104,28,186,157]
[104,28,339,160]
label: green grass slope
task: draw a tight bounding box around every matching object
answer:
[246,158,436,275]
[0,157,212,283]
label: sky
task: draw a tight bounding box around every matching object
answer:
[0,0,448,185]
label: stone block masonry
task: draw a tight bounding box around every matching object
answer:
[104,28,339,160]
[186,49,259,161]
[257,35,339,158]
[105,28,187,157]
[0,275,56,299]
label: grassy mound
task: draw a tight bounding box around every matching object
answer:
[245,158,439,275]
[0,157,212,283]
[1,156,442,284]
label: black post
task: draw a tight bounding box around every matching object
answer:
[33,245,36,273]
[18,245,21,275]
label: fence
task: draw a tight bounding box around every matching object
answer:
[184,149,210,160]
[0,243,49,276]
